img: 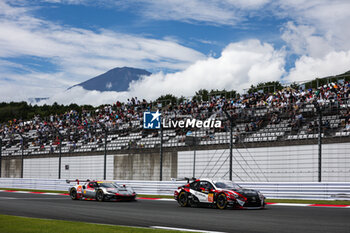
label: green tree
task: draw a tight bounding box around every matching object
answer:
[156,94,178,106]
[194,89,209,101]
[248,81,283,94]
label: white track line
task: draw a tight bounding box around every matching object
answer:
[151,226,226,233]
[268,203,309,207]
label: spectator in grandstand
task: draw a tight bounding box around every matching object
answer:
[307,122,314,133]
[345,123,350,132]
[2,78,350,153]
[323,120,331,130]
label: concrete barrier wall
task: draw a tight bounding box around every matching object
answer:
[1,159,21,178]
[2,151,178,181]
[113,151,177,180]
[23,155,114,180]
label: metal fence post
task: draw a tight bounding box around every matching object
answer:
[19,133,24,178]
[160,126,163,181]
[0,138,2,178]
[314,102,323,182]
[224,110,234,181]
[53,127,63,180]
[193,130,196,178]
[58,133,62,179]
[318,109,322,182]
[229,121,233,181]
[104,128,108,180]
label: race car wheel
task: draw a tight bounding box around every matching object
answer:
[70,188,78,200]
[177,191,190,207]
[216,193,228,210]
[96,189,105,202]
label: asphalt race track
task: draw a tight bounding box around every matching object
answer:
[0,192,349,233]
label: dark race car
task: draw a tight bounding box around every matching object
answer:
[174,178,265,209]
[67,179,137,202]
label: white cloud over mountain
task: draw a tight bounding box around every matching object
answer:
[128,40,285,100]
[43,40,285,105]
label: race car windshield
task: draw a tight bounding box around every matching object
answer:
[214,181,241,190]
[98,183,120,188]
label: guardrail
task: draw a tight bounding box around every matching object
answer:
[0,178,349,200]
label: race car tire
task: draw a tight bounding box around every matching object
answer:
[96,189,105,202]
[216,193,228,210]
[70,188,78,200]
[177,191,190,207]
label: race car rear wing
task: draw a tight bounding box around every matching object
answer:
[66,179,90,185]
[171,177,197,183]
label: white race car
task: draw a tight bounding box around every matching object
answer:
[67,179,137,202]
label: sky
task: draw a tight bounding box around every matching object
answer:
[0,0,350,105]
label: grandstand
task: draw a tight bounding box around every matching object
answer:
[1,77,350,182]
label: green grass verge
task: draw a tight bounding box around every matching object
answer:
[1,187,350,205]
[0,214,185,233]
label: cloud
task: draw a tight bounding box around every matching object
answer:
[278,1,350,57]
[39,86,129,106]
[44,0,270,26]
[285,50,350,83]
[0,0,205,101]
[127,40,285,100]
[111,0,271,26]
[281,22,333,58]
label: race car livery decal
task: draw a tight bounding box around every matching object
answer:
[190,189,208,202]
[77,185,82,194]
[208,193,214,203]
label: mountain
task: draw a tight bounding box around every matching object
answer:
[70,67,151,92]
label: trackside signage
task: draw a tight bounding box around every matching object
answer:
[143,110,222,129]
